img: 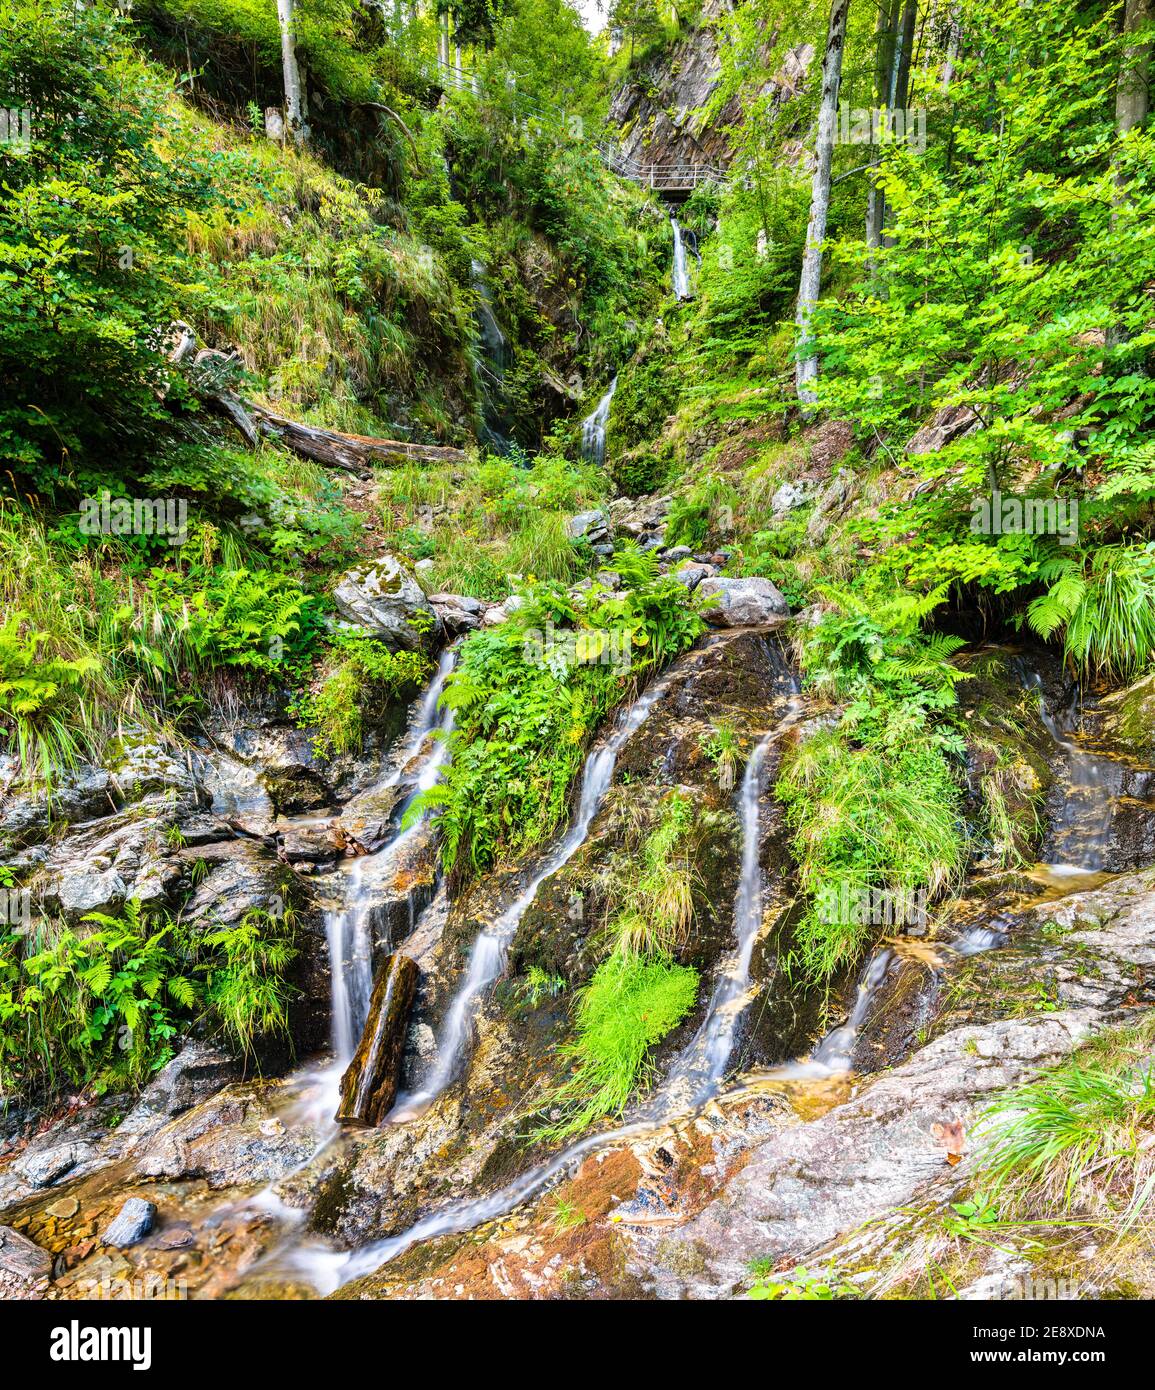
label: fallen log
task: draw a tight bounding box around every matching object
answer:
[336,953,420,1126]
[247,403,467,476]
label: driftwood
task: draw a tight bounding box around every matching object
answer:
[336,953,420,1126]
[247,403,467,476]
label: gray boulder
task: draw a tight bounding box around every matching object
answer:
[102,1197,156,1248]
[697,576,789,628]
[429,592,484,635]
[333,556,441,652]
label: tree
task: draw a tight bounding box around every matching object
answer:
[795,0,851,410]
[276,0,308,145]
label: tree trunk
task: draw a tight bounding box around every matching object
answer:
[276,0,308,145]
[866,0,900,254]
[1115,0,1151,140]
[336,954,420,1126]
[795,0,851,412]
[940,4,961,95]
[247,403,468,475]
[1108,0,1152,345]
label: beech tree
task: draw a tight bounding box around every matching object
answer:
[276,0,308,144]
[794,0,851,410]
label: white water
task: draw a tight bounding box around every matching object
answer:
[388,672,674,1123]
[671,216,692,299]
[657,715,796,1109]
[298,652,457,1123]
[1027,672,1118,870]
[580,376,617,467]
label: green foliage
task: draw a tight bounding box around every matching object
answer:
[1025,543,1155,682]
[0,898,302,1100]
[748,1264,858,1301]
[533,950,698,1142]
[292,633,431,757]
[665,473,739,551]
[0,901,195,1097]
[0,3,214,490]
[975,1018,1155,1233]
[411,575,703,875]
[201,907,299,1061]
[604,792,698,958]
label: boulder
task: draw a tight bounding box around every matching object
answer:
[333,556,441,652]
[673,562,716,592]
[118,1041,240,1137]
[566,509,614,559]
[102,1197,156,1248]
[696,576,789,628]
[429,592,484,635]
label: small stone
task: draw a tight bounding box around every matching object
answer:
[102,1198,156,1249]
[44,1198,80,1220]
[259,1117,285,1137]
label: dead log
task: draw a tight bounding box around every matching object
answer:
[336,953,420,1126]
[248,404,467,476]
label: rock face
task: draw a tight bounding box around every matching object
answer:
[333,556,441,652]
[697,576,789,628]
[337,954,420,1126]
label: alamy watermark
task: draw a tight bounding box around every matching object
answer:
[969,487,1079,546]
[0,106,31,148]
[0,885,32,934]
[522,619,634,676]
[825,103,927,154]
[79,492,188,547]
[815,882,928,932]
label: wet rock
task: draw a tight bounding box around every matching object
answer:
[0,1225,51,1298]
[118,1042,240,1136]
[1097,673,1155,761]
[102,1198,156,1248]
[178,839,300,929]
[333,556,441,653]
[661,544,694,563]
[279,823,345,865]
[0,767,116,848]
[15,1141,92,1188]
[696,576,789,628]
[429,593,484,635]
[49,866,128,918]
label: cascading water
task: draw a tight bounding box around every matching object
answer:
[671,216,693,300]
[1027,673,1120,871]
[470,257,511,454]
[388,672,675,1123]
[298,651,456,1122]
[657,704,800,1110]
[580,376,617,467]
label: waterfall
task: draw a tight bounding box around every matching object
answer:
[580,376,617,467]
[1027,673,1119,871]
[655,732,775,1108]
[387,672,673,1123]
[671,216,692,300]
[312,652,456,1110]
[470,258,511,454]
